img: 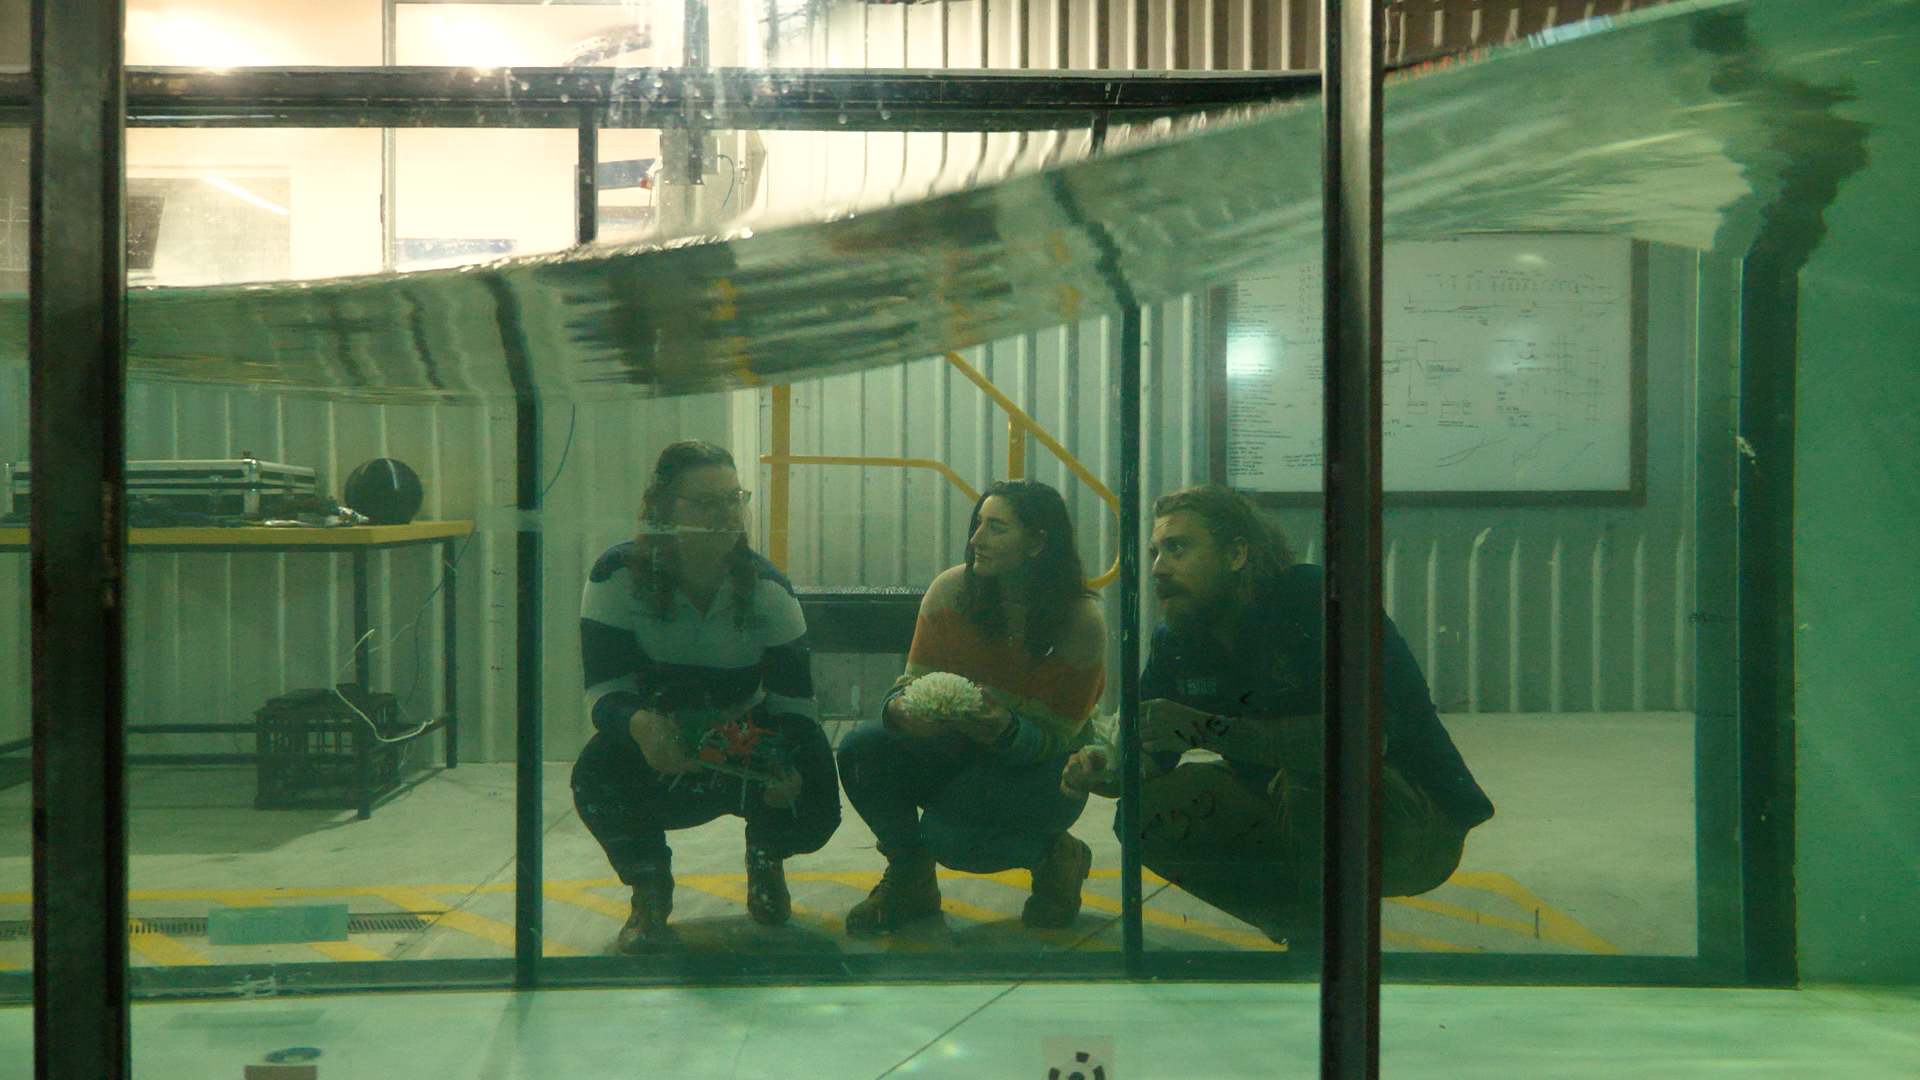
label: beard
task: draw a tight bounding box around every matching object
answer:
[1161,585,1233,635]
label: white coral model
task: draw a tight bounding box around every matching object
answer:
[897,671,983,722]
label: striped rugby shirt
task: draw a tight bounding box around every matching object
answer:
[581,542,815,738]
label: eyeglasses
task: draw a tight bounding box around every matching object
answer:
[672,488,752,514]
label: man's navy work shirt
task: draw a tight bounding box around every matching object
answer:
[1140,562,1494,829]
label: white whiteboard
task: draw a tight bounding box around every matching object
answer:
[1222,234,1639,496]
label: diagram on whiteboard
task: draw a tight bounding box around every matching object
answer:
[1224,235,1636,494]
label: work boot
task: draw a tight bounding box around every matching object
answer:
[614,862,674,954]
[844,851,942,937]
[745,847,792,927]
[1022,833,1092,929]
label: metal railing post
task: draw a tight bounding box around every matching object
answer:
[1319,0,1385,1076]
[30,0,130,1076]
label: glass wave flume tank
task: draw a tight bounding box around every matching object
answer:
[0,0,1899,403]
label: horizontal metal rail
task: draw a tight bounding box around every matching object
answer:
[0,67,1318,132]
[761,454,980,503]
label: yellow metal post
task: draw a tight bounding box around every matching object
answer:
[768,385,791,571]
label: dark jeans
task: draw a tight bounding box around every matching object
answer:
[836,720,1087,874]
[1125,759,1469,938]
[571,710,841,886]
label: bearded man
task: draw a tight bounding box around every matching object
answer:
[1062,484,1493,949]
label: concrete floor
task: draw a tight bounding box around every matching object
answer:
[0,713,1695,966]
[10,711,1905,1078]
[3,983,1918,1078]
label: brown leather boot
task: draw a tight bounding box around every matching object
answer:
[614,862,674,953]
[745,847,791,927]
[844,851,941,937]
[1022,833,1092,929]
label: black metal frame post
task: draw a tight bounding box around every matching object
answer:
[1735,250,1799,989]
[1117,302,1145,966]
[684,0,710,69]
[352,549,373,687]
[29,1,130,1078]
[442,537,460,768]
[576,105,598,247]
[1319,0,1385,1078]
[490,278,544,990]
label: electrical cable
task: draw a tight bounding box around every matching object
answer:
[716,153,739,212]
[329,527,479,742]
[538,403,578,503]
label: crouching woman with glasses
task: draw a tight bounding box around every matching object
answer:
[572,440,841,953]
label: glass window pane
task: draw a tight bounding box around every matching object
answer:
[120,123,508,985]
[1372,234,1700,962]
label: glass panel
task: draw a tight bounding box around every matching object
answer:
[129,128,383,282]
[119,123,508,982]
[1142,268,1333,971]
[1370,234,1700,962]
[1382,0,1920,1075]
[397,128,580,267]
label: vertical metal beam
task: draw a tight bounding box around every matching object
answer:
[352,550,372,688]
[442,537,460,769]
[484,277,544,990]
[576,105,598,247]
[1736,247,1798,989]
[513,393,543,989]
[685,0,711,68]
[1116,302,1144,967]
[768,385,793,571]
[1318,0,1383,1077]
[380,0,397,271]
[30,0,130,1078]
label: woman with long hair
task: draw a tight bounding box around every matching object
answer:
[836,479,1106,936]
[572,440,840,952]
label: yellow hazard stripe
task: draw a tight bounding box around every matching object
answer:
[128,922,210,966]
[371,886,581,957]
[308,941,388,962]
[1442,872,1620,954]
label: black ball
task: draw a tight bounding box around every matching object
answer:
[343,458,423,525]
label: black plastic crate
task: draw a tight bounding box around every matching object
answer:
[254,685,405,811]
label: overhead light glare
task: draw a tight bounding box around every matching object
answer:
[432,15,531,68]
[144,14,271,67]
[203,174,290,216]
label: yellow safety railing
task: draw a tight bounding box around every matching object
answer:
[762,353,1122,588]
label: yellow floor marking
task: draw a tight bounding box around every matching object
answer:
[1442,872,1620,954]
[544,882,632,922]
[372,886,581,957]
[680,876,945,954]
[676,875,851,935]
[677,874,1117,952]
[128,923,211,966]
[1383,928,1480,953]
[1076,892,1284,951]
[6,871,1604,959]
[308,941,388,962]
[1387,895,1553,944]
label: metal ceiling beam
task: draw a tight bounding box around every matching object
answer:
[0,67,1316,131]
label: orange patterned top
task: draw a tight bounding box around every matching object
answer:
[896,606,1106,761]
